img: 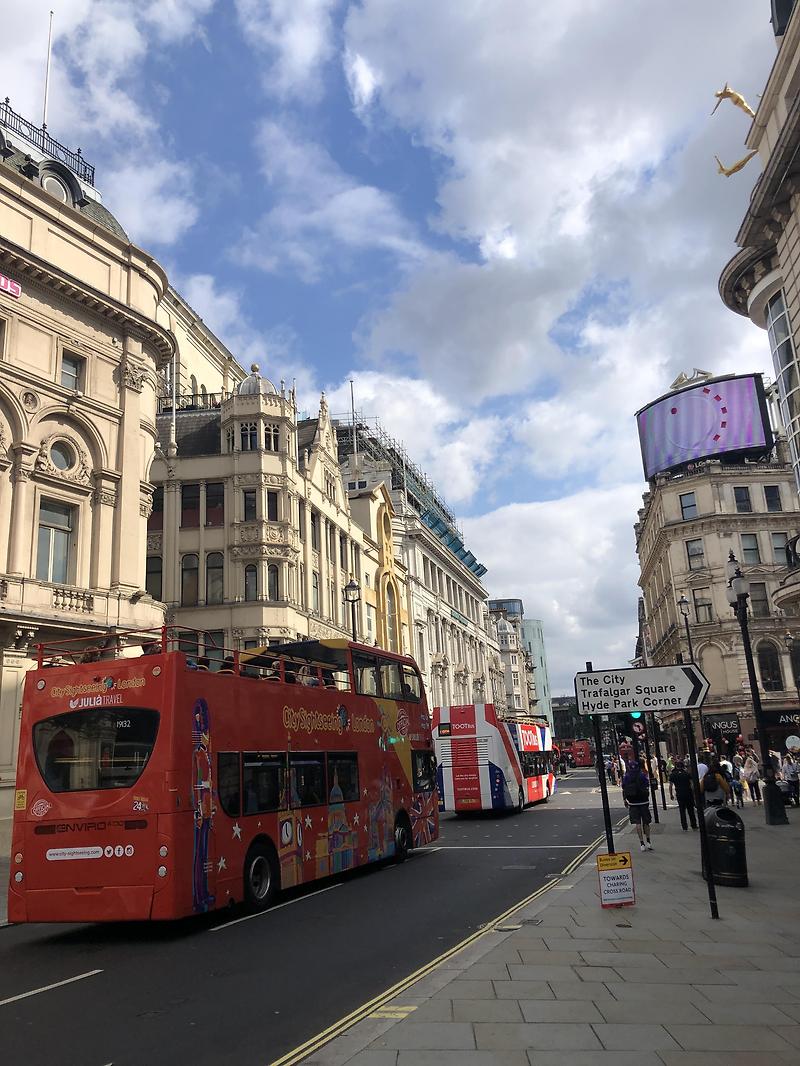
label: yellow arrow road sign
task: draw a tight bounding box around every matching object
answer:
[597,851,631,872]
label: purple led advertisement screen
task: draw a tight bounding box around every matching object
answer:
[636,375,772,480]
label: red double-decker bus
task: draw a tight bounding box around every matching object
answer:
[7,631,438,923]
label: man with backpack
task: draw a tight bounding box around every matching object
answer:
[668,758,697,830]
[622,759,653,852]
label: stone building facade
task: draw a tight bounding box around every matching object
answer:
[0,103,176,841]
[634,435,800,753]
[488,599,539,720]
[148,370,405,657]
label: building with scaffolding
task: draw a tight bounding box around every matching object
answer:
[335,415,505,710]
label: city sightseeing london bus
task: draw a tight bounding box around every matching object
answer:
[7,630,438,923]
[432,703,555,813]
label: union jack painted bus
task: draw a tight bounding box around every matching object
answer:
[432,703,556,814]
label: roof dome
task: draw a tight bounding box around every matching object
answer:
[238,363,277,396]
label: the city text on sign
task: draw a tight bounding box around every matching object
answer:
[574,664,709,716]
[597,851,635,908]
[0,273,21,299]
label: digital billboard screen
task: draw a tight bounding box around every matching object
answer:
[636,374,772,480]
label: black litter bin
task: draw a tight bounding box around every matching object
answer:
[703,805,748,887]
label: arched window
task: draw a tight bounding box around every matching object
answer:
[245,564,258,602]
[268,564,279,601]
[206,552,224,605]
[190,373,198,398]
[240,421,258,450]
[265,423,280,451]
[757,641,784,691]
[181,554,199,606]
[145,556,162,600]
[386,582,398,652]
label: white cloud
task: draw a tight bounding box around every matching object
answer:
[236,119,426,281]
[235,0,340,101]
[462,483,646,692]
[343,49,381,116]
[104,161,199,247]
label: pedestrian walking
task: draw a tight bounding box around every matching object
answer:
[701,758,731,807]
[622,759,653,851]
[743,750,762,804]
[782,752,800,807]
[668,758,697,830]
[731,754,745,808]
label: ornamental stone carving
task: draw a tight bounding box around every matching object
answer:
[147,534,162,552]
[21,390,39,412]
[93,488,118,508]
[309,619,340,640]
[34,435,92,485]
[122,359,148,392]
[139,496,153,518]
[234,472,286,487]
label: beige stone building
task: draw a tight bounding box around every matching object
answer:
[148,370,409,660]
[719,3,800,619]
[0,102,179,842]
[635,414,800,753]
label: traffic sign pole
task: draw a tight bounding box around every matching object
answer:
[583,661,615,855]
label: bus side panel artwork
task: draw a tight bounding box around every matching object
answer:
[191,697,216,914]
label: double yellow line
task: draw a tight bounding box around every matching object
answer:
[270,823,623,1066]
[268,876,560,1066]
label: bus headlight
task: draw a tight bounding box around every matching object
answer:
[14,872,23,883]
[157,865,167,878]
[14,853,22,864]
[159,845,168,857]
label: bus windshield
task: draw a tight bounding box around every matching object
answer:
[33,707,159,793]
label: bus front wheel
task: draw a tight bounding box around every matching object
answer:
[515,787,525,814]
[393,815,411,863]
[244,843,278,910]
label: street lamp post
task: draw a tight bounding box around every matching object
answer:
[343,579,361,643]
[725,551,788,826]
[678,594,705,746]
[784,633,800,712]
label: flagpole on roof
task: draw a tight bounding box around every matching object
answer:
[42,10,54,129]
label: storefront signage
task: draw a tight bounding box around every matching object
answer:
[760,711,800,726]
[0,272,21,299]
[705,713,740,734]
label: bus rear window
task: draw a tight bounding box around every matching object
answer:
[33,708,159,793]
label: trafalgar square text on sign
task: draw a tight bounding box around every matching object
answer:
[574,665,709,716]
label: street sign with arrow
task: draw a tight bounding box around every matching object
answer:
[574,664,709,716]
[597,851,635,907]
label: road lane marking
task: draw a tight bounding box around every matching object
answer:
[423,844,586,850]
[267,878,561,1066]
[208,883,341,932]
[0,969,103,1008]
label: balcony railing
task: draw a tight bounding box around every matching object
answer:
[0,98,95,186]
[157,392,228,415]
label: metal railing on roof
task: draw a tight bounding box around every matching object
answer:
[157,392,228,415]
[0,98,95,186]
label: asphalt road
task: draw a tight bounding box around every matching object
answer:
[0,770,625,1066]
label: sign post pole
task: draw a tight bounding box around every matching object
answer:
[682,705,719,920]
[583,661,615,855]
[651,713,668,811]
[640,716,659,824]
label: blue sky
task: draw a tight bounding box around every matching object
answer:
[4,1,781,689]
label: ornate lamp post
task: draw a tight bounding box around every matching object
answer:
[725,551,788,825]
[343,579,361,643]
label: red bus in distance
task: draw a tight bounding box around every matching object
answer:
[8,630,438,923]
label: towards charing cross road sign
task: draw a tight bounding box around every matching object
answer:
[574,665,709,716]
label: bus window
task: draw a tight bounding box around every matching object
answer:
[379,660,403,700]
[33,708,159,792]
[412,750,437,792]
[353,653,379,696]
[400,664,422,702]
[218,752,241,816]
[289,752,326,807]
[327,753,359,802]
[243,752,286,814]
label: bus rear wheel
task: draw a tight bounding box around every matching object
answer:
[243,843,278,910]
[393,815,411,863]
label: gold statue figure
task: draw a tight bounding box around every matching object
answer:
[715,150,758,177]
[711,83,756,119]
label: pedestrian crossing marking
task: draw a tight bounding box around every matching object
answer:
[369,1005,417,1020]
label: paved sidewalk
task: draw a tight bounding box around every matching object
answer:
[306,802,800,1066]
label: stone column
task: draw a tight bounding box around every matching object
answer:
[7,446,36,575]
[111,346,148,590]
[163,480,180,605]
[90,478,119,588]
[302,499,313,612]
